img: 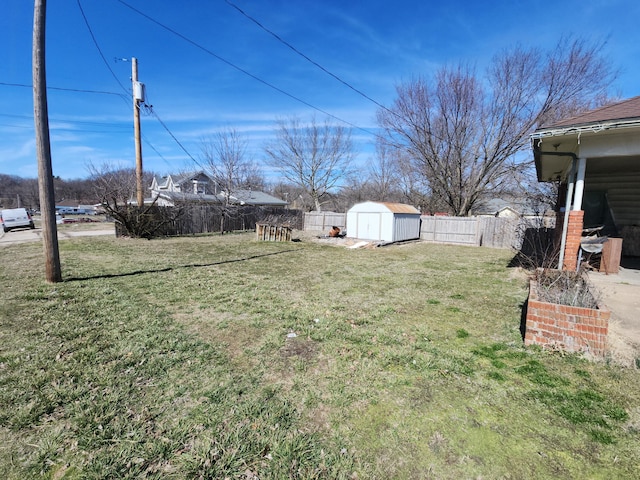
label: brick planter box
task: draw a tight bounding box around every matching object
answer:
[524,278,610,357]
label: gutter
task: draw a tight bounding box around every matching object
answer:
[531,118,640,140]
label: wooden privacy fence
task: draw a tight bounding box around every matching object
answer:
[171,205,302,234]
[304,211,553,250]
[420,216,525,249]
[421,216,480,245]
[303,211,347,232]
[116,205,303,237]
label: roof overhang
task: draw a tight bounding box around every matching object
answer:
[531,119,640,182]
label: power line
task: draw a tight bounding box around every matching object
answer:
[145,105,202,167]
[0,112,127,128]
[0,84,179,168]
[0,123,32,129]
[139,86,200,165]
[225,0,396,118]
[0,112,130,133]
[141,135,174,169]
[224,2,478,163]
[77,0,130,96]
[0,81,128,100]
[115,0,378,139]
[76,1,197,170]
[1,76,187,173]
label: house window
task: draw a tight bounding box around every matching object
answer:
[193,180,208,194]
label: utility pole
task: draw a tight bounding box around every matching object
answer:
[132,57,144,206]
[33,0,62,283]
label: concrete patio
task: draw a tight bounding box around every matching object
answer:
[588,259,640,365]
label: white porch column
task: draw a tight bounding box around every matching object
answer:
[572,157,587,210]
[557,159,576,270]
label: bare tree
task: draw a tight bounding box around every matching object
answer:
[366,141,402,203]
[332,143,407,211]
[377,37,617,216]
[0,174,101,210]
[201,129,262,198]
[330,174,370,212]
[89,164,139,208]
[0,174,40,210]
[200,128,264,233]
[88,163,173,238]
[270,181,313,211]
[264,116,354,211]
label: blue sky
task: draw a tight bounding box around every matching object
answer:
[1,0,639,180]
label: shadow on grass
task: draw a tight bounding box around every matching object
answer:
[63,249,299,282]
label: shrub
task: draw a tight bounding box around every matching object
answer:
[534,268,599,308]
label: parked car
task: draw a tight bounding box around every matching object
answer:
[1,208,35,232]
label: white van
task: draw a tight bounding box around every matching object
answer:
[1,208,35,232]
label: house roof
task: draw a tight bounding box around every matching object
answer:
[170,171,211,186]
[151,171,288,206]
[156,191,224,204]
[532,96,640,182]
[232,189,288,206]
[473,197,549,217]
[155,190,288,207]
[544,96,640,129]
[151,171,211,190]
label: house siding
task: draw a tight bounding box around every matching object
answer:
[585,170,640,227]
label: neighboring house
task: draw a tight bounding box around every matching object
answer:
[150,171,288,207]
[55,201,98,215]
[531,96,640,270]
[150,171,213,196]
[472,198,555,226]
[473,198,541,218]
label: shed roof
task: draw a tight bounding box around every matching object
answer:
[378,202,420,214]
[349,201,420,214]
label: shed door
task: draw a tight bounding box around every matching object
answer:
[358,212,381,240]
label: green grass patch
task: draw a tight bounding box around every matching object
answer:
[455,328,470,339]
[1,234,639,479]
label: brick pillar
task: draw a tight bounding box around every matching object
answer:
[562,210,584,271]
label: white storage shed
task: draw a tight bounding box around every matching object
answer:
[346,201,421,242]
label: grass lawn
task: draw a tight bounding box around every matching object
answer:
[1,233,639,479]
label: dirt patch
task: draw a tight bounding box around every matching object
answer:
[173,309,260,361]
[279,336,318,360]
[294,230,371,248]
